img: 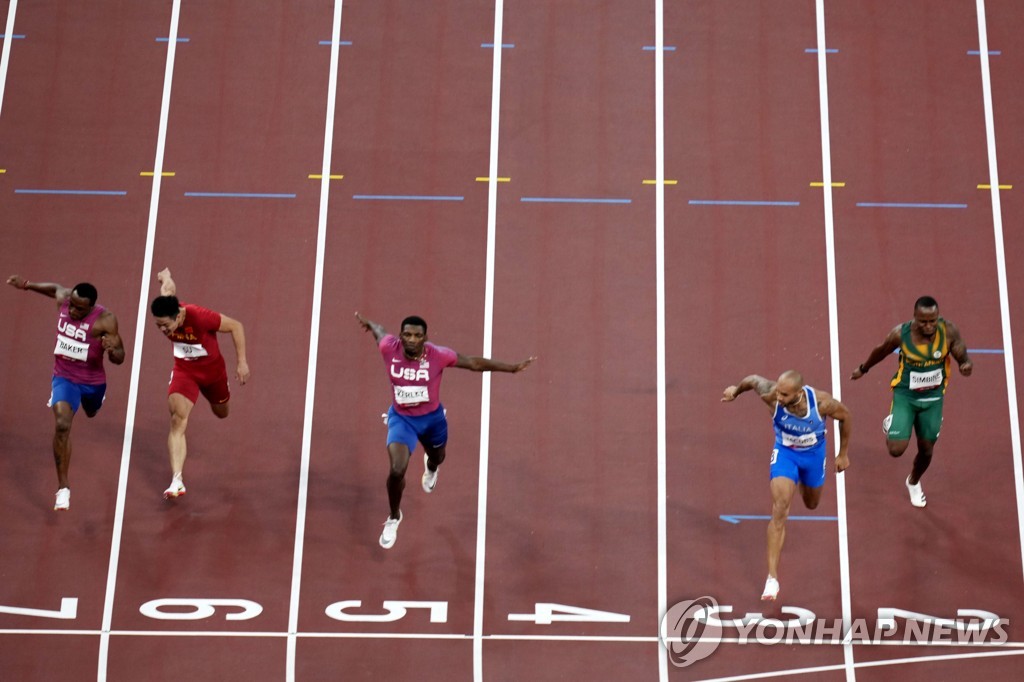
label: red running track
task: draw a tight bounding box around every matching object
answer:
[1,1,1023,681]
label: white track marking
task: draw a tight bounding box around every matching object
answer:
[654,1,668,680]
[472,2,506,680]
[974,0,1024,586]
[96,1,181,679]
[813,2,855,680]
[285,1,344,680]
[0,0,18,121]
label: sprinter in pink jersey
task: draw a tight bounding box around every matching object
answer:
[7,275,125,511]
[356,312,535,549]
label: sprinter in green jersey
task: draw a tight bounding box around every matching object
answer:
[851,296,972,508]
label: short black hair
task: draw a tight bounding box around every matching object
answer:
[401,315,428,334]
[914,295,939,311]
[72,283,98,306]
[150,295,181,318]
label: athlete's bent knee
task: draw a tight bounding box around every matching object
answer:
[887,440,909,458]
[170,412,189,434]
[54,417,72,437]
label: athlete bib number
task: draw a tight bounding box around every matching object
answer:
[781,432,819,449]
[909,368,943,391]
[173,342,209,360]
[54,336,89,362]
[394,385,429,406]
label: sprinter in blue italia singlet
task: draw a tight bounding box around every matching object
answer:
[723,370,851,603]
[772,385,829,489]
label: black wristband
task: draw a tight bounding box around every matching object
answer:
[858,364,867,374]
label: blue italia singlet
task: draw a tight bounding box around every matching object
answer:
[772,386,827,451]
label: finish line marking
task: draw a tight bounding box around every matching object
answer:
[856,202,967,208]
[15,188,127,196]
[353,194,464,201]
[689,199,799,206]
[184,192,296,198]
[520,197,632,204]
[720,514,839,524]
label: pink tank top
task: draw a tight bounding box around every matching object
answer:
[53,300,107,385]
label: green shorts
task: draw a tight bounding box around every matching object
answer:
[887,390,944,442]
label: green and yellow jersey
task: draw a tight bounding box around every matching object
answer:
[890,319,951,395]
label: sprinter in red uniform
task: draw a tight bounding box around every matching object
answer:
[150,269,249,499]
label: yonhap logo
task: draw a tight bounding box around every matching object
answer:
[659,596,723,667]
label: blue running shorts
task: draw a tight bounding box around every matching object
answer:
[386,404,448,454]
[769,441,827,488]
[49,376,107,414]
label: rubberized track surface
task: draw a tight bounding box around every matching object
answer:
[1,1,1022,680]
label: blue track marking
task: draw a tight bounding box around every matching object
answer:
[689,199,799,206]
[720,514,838,525]
[184,192,296,198]
[520,197,631,204]
[856,202,967,208]
[318,40,352,46]
[352,195,464,201]
[967,50,1001,55]
[0,34,26,40]
[481,43,515,48]
[156,37,190,43]
[967,349,1004,354]
[805,48,839,53]
[15,189,126,196]
[643,46,677,51]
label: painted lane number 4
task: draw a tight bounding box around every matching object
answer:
[508,603,631,625]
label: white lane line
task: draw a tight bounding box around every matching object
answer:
[0,0,18,122]
[96,1,181,680]
[974,0,1024,586]
[473,3,505,679]
[654,1,668,680]
[813,1,855,680]
[285,1,344,680]
[690,647,1024,682]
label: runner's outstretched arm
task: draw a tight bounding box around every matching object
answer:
[722,375,776,407]
[851,326,901,379]
[454,354,536,373]
[156,268,177,297]
[355,312,387,343]
[7,276,71,302]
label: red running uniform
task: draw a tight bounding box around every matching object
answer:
[165,303,229,404]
